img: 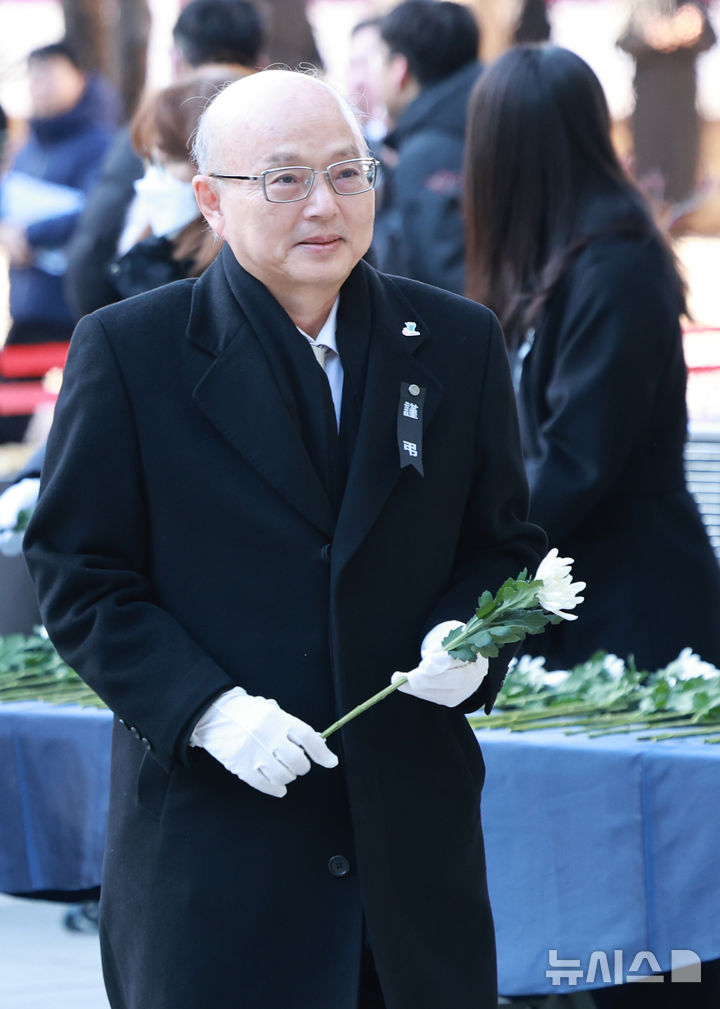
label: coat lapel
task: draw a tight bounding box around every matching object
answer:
[333,267,443,569]
[188,247,336,537]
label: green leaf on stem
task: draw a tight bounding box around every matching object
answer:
[474,590,497,620]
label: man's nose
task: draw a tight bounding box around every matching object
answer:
[303,171,338,213]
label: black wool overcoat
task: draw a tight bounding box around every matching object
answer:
[25,249,544,1009]
[516,232,720,671]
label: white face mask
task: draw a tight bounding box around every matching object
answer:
[133,164,200,238]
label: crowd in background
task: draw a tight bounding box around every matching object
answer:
[0,2,716,357]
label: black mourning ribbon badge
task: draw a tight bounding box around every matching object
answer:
[397,381,425,476]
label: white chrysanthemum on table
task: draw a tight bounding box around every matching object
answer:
[664,647,719,685]
[602,654,625,681]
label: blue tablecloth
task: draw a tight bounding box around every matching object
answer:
[2,702,719,995]
[478,726,720,994]
[0,701,111,894]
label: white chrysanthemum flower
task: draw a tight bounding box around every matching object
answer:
[535,548,586,621]
[510,654,549,689]
[544,670,570,688]
[512,654,546,675]
[665,647,719,682]
[602,654,625,681]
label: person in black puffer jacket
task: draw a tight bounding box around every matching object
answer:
[371,1,482,295]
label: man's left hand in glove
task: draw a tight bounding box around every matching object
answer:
[391,620,488,707]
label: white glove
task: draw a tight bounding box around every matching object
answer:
[391,620,489,707]
[189,687,338,798]
[0,477,40,557]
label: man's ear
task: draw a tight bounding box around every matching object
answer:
[193,176,224,238]
[391,52,412,93]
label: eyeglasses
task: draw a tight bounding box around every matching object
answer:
[209,157,380,203]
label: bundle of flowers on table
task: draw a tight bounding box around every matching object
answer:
[469,647,720,741]
[4,547,717,744]
[0,550,586,717]
[0,628,104,707]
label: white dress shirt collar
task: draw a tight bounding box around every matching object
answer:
[297,297,343,427]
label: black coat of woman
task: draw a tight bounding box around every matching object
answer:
[465,44,720,672]
[516,214,720,670]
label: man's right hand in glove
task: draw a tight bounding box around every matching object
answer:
[189,687,338,797]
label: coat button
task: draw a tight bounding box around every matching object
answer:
[320,543,332,564]
[328,855,350,878]
[130,726,140,738]
[141,736,152,750]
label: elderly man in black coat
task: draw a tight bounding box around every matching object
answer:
[25,70,544,1009]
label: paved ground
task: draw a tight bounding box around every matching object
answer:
[0,893,108,1009]
[0,893,590,1008]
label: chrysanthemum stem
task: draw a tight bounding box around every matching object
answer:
[322,676,408,739]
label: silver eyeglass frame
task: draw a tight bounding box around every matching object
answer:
[208,157,380,203]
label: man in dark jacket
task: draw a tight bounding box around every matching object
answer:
[0,42,116,339]
[25,70,544,1009]
[0,41,116,440]
[371,0,482,294]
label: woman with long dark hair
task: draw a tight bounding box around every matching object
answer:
[464,43,720,671]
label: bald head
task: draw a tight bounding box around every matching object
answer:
[193,69,367,174]
[191,66,376,335]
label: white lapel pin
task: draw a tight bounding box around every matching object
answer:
[402,321,420,337]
